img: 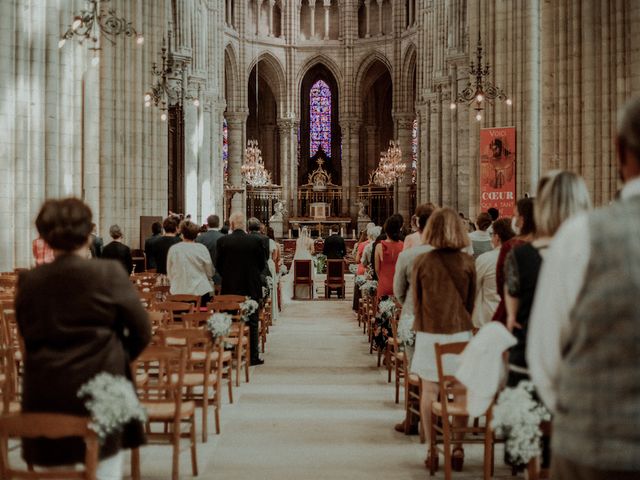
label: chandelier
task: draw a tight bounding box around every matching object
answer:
[144,32,200,121]
[450,32,512,121]
[241,140,273,187]
[58,0,143,66]
[372,140,406,187]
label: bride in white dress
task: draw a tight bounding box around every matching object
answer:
[281,227,317,303]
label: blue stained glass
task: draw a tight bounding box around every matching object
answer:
[223,118,228,183]
[310,80,332,157]
[412,118,418,183]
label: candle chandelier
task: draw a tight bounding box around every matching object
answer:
[372,140,406,187]
[450,0,512,122]
[241,140,272,187]
[144,31,200,121]
[58,0,143,66]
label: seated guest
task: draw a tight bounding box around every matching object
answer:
[167,220,215,305]
[323,224,346,259]
[143,221,162,270]
[16,198,151,478]
[375,215,404,299]
[361,225,381,271]
[102,224,133,274]
[154,216,181,275]
[402,212,422,251]
[220,220,230,235]
[195,214,223,286]
[412,207,476,470]
[32,235,54,266]
[469,212,493,258]
[471,217,514,327]
[487,207,499,221]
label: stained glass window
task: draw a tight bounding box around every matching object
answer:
[310,80,332,157]
[411,117,418,184]
[223,118,229,183]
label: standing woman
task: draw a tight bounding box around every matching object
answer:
[374,214,404,299]
[16,198,151,479]
[167,220,215,306]
[411,207,476,470]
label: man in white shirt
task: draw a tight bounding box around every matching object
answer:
[527,97,640,479]
[472,218,514,327]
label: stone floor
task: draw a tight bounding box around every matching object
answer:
[10,298,517,479]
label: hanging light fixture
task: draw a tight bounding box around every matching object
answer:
[241,140,272,186]
[58,0,143,64]
[144,31,185,121]
[372,140,406,187]
[450,1,511,121]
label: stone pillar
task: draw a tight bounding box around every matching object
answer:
[409,0,414,27]
[277,118,299,218]
[226,111,248,213]
[268,0,275,36]
[340,118,361,219]
[364,0,371,38]
[394,113,414,220]
[309,4,316,38]
[323,2,330,39]
[256,0,262,35]
[365,125,378,177]
[377,0,383,35]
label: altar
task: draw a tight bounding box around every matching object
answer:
[288,218,353,238]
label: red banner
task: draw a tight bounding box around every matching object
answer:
[479,127,516,216]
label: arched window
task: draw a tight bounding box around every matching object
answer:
[310,80,332,157]
[223,118,229,184]
[412,117,418,183]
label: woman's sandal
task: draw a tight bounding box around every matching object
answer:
[451,447,464,472]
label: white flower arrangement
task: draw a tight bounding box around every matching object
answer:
[240,298,259,320]
[279,264,288,275]
[355,275,368,287]
[206,312,232,339]
[266,276,274,289]
[348,264,358,275]
[77,372,147,443]
[491,380,551,465]
[377,298,397,321]
[359,279,378,297]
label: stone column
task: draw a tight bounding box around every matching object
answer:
[364,0,371,38]
[256,0,263,35]
[377,0,383,35]
[323,1,331,39]
[409,0,414,27]
[268,0,275,36]
[365,125,378,177]
[341,118,362,219]
[226,111,248,213]
[394,113,415,220]
[309,3,316,38]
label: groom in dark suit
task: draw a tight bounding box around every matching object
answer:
[195,214,223,286]
[322,224,346,260]
[216,212,266,365]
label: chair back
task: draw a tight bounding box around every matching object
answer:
[213,294,246,303]
[133,346,186,412]
[434,342,469,414]
[158,328,215,373]
[0,413,98,479]
[153,301,194,324]
[0,346,17,414]
[182,312,212,328]
[208,301,243,318]
[166,294,202,311]
[293,260,312,280]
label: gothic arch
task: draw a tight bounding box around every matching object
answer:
[247,51,287,109]
[297,54,343,99]
[354,51,392,116]
[401,43,417,112]
[224,44,239,111]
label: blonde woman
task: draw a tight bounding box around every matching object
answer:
[411,207,476,471]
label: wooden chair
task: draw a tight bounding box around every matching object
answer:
[324,260,346,298]
[158,328,224,441]
[131,345,197,480]
[527,421,551,479]
[0,413,98,480]
[406,372,425,442]
[387,310,406,403]
[0,346,19,414]
[208,301,249,386]
[292,260,313,299]
[153,301,194,325]
[429,342,495,480]
[166,294,201,311]
[211,294,247,304]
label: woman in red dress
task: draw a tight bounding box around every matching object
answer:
[375,214,404,299]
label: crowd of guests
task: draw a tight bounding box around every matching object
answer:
[348,98,640,479]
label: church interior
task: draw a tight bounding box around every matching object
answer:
[1,0,640,479]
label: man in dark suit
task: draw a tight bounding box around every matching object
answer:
[323,224,346,260]
[89,223,103,258]
[154,217,181,275]
[143,221,162,270]
[101,224,133,274]
[216,212,266,365]
[247,217,272,287]
[195,214,223,286]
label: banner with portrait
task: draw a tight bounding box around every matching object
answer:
[479,127,516,216]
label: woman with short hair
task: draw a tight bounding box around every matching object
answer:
[16,198,151,479]
[101,224,133,274]
[167,220,215,305]
[411,207,476,470]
